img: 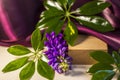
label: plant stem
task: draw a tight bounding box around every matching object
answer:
[70,15,77,19]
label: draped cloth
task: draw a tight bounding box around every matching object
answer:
[0,0,120,51]
[0,0,43,46]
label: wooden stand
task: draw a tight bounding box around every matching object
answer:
[68,35,107,64]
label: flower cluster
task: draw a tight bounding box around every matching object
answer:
[44,32,72,73]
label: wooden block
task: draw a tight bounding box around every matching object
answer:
[68,35,107,64]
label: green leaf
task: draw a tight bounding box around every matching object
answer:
[64,21,78,46]
[45,16,61,30]
[19,61,35,80]
[36,17,51,28]
[38,15,62,29]
[41,4,64,19]
[54,20,64,34]
[2,57,29,73]
[38,40,44,50]
[117,64,120,71]
[47,19,64,34]
[88,63,113,74]
[112,51,120,64]
[44,0,62,10]
[7,45,31,56]
[92,70,115,80]
[57,0,68,7]
[37,59,55,80]
[67,0,75,7]
[41,10,63,19]
[76,16,114,32]
[90,51,114,64]
[41,54,49,63]
[117,75,120,80]
[57,0,75,7]
[31,28,41,51]
[78,0,111,15]
[37,0,64,29]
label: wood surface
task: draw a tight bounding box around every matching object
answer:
[68,35,107,64]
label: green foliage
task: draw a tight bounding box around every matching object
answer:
[67,0,75,7]
[78,0,111,15]
[37,0,114,46]
[76,16,114,32]
[44,0,62,10]
[118,75,120,80]
[91,70,115,80]
[31,28,42,51]
[3,28,55,80]
[45,16,63,33]
[37,0,64,29]
[57,0,75,8]
[2,57,29,72]
[88,63,113,74]
[7,45,31,56]
[90,51,114,64]
[89,51,120,80]
[37,59,55,80]
[53,20,64,34]
[19,61,35,80]
[64,21,78,45]
[57,0,68,7]
[112,51,120,64]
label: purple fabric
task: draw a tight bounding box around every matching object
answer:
[77,25,120,50]
[108,0,120,19]
[0,0,43,46]
[103,0,120,29]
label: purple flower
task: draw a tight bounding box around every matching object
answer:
[44,32,72,73]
